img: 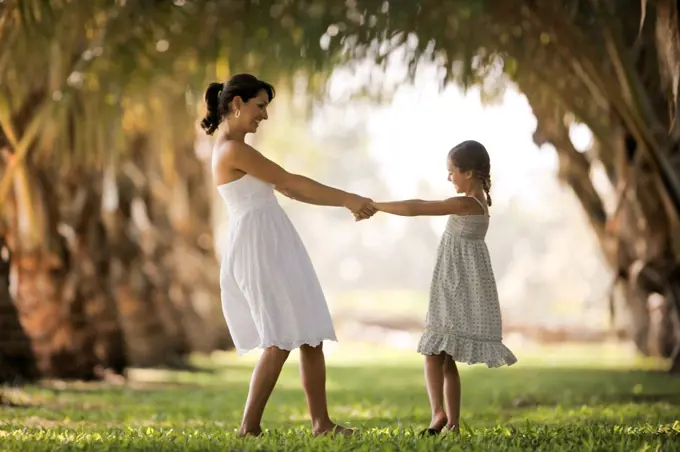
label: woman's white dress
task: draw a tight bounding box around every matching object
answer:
[217,174,337,355]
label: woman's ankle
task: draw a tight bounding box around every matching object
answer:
[311,415,334,431]
[238,423,263,436]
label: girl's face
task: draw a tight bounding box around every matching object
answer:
[447,158,473,194]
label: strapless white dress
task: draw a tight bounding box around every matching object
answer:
[216,174,337,355]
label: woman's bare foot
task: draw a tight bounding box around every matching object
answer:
[312,423,357,437]
[237,424,263,437]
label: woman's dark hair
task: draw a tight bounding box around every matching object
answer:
[200,73,275,135]
[448,140,493,206]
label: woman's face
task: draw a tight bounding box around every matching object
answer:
[233,89,270,134]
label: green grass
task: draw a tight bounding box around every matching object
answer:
[1,343,679,451]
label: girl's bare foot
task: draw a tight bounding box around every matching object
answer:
[419,411,447,436]
[444,424,460,435]
[312,423,357,437]
[429,411,448,431]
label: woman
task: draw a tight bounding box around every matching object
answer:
[202,73,374,437]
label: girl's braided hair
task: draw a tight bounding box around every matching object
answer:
[448,140,492,206]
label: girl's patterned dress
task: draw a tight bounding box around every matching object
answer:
[417,196,517,367]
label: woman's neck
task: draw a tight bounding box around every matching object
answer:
[221,124,247,142]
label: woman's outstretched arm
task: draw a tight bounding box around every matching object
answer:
[224,141,376,218]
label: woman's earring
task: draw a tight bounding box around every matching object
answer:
[235,110,241,118]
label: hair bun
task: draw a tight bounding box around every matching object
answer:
[201,82,226,135]
[200,115,220,135]
[205,82,224,110]
[214,82,224,98]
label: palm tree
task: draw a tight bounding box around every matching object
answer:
[322,0,680,369]
[0,0,340,381]
[0,0,229,380]
[2,0,679,381]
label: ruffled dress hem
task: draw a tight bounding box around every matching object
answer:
[236,336,338,356]
[417,329,517,368]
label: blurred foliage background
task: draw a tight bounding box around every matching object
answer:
[1,0,679,383]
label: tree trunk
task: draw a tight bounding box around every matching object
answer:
[524,80,680,365]
[1,157,99,379]
[102,155,188,368]
[0,236,38,383]
[1,136,132,379]
[0,140,37,383]
[165,141,233,353]
[658,265,680,372]
[1,130,230,376]
[56,171,127,375]
[100,133,232,366]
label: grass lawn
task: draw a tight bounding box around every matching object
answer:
[1,342,679,451]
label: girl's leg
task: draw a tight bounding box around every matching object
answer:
[239,346,291,436]
[299,343,354,436]
[442,353,461,432]
[423,353,448,432]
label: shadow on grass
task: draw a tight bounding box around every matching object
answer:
[322,365,680,408]
[29,365,680,402]
[3,361,679,452]
[9,364,676,421]
[0,398,33,409]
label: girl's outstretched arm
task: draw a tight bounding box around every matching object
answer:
[373,197,483,217]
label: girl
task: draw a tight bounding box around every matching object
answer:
[370,140,517,435]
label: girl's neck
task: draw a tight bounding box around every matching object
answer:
[465,187,486,202]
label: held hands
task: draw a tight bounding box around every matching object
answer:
[352,203,377,221]
[344,194,377,221]
[355,201,379,221]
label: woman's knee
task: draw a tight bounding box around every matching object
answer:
[264,346,291,362]
[299,343,323,354]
